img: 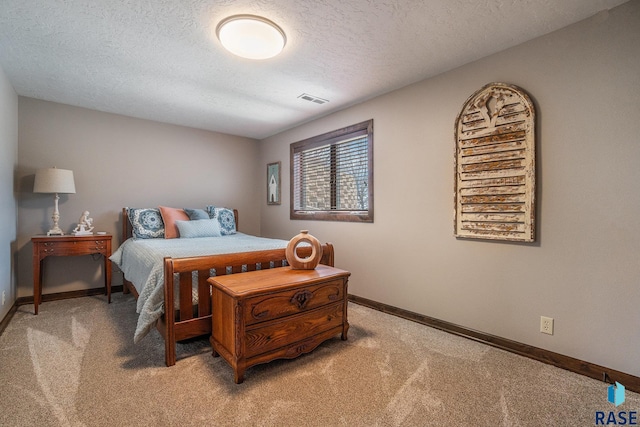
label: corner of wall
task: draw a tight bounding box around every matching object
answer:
[0,64,19,321]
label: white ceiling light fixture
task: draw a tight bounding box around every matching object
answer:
[216,14,286,60]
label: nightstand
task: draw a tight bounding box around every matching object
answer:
[31,234,112,314]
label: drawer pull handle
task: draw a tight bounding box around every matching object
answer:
[290,290,313,309]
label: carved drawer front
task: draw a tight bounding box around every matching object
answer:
[244,279,345,326]
[245,302,344,358]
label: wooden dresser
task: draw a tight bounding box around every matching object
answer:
[208,265,350,384]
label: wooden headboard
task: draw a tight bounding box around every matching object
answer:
[121,208,240,242]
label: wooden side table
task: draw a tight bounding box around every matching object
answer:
[209,265,350,383]
[31,234,112,314]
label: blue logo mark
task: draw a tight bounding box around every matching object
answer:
[608,382,626,407]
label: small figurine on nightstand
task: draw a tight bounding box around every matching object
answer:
[72,211,94,235]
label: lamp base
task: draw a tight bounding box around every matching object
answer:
[47,194,65,236]
[47,226,64,236]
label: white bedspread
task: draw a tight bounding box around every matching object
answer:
[109,233,289,342]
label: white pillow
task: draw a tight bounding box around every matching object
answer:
[175,219,222,238]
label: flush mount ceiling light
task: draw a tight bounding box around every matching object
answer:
[216,15,286,60]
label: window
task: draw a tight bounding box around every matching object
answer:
[290,119,373,222]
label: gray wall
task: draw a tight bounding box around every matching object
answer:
[0,65,18,320]
[259,2,640,376]
[16,99,260,297]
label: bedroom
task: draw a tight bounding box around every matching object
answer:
[0,0,639,424]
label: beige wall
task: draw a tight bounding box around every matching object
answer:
[16,99,260,297]
[259,2,640,376]
[0,65,18,320]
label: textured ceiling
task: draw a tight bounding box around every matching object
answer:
[0,0,627,139]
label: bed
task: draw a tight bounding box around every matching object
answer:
[110,207,334,366]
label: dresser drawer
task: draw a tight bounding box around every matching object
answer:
[38,240,107,256]
[244,279,345,326]
[245,302,344,358]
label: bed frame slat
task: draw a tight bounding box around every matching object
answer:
[179,273,193,321]
[197,270,211,317]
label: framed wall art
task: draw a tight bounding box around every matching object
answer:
[454,82,536,242]
[267,161,281,205]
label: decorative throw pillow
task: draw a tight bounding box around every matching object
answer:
[159,206,189,239]
[175,219,222,238]
[205,206,236,235]
[183,208,209,220]
[127,208,165,239]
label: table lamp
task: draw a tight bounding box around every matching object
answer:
[33,167,76,236]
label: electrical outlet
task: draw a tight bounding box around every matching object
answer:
[540,316,554,335]
[1,291,5,306]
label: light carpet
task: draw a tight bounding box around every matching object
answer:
[0,293,637,426]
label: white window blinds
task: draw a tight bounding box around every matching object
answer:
[290,120,373,222]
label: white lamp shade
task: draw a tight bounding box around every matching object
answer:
[217,15,286,60]
[33,168,76,194]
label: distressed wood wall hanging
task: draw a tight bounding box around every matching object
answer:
[454,82,536,242]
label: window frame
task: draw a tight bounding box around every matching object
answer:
[290,119,374,222]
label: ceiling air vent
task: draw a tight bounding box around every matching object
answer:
[298,93,329,105]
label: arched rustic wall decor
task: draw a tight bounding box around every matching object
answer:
[454,83,536,242]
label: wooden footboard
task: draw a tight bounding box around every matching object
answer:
[161,244,334,366]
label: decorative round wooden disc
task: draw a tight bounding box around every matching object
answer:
[285,230,323,270]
